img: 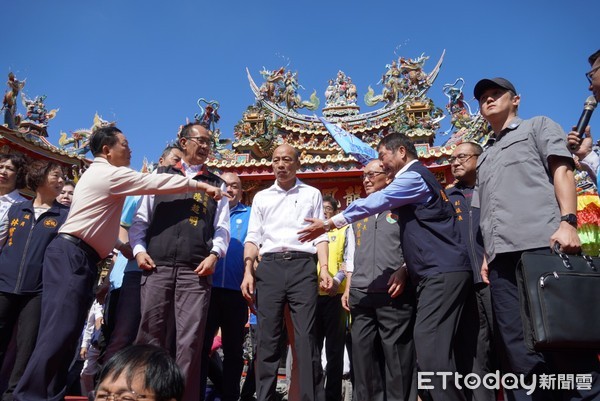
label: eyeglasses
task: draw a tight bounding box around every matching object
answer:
[448,153,478,164]
[91,390,151,401]
[185,136,212,147]
[362,171,385,180]
[586,66,600,84]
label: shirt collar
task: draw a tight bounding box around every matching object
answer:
[230,202,248,213]
[0,189,25,203]
[271,178,302,192]
[395,159,419,178]
[493,117,522,143]
[179,160,205,177]
[92,157,110,165]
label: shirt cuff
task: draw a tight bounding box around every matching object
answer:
[331,213,348,229]
[132,244,147,257]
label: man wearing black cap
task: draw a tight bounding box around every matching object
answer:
[474,78,600,400]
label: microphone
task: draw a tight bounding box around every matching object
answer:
[574,95,597,138]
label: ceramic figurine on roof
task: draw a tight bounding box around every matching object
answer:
[193,98,233,161]
[440,79,489,147]
[195,98,221,132]
[2,73,26,129]
[258,67,319,111]
[21,94,58,126]
[18,93,58,137]
[59,113,115,156]
[322,71,360,118]
[365,53,440,107]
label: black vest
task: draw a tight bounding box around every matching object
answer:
[146,165,223,267]
[394,162,471,284]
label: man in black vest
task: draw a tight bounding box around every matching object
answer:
[130,122,230,401]
[446,142,496,401]
[300,133,472,401]
[342,159,417,401]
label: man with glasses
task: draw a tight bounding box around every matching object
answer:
[341,159,417,401]
[299,133,472,401]
[474,77,600,400]
[446,142,496,401]
[567,49,600,184]
[130,122,230,401]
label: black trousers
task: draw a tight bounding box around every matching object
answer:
[200,287,249,401]
[0,292,42,401]
[414,271,472,401]
[13,237,98,401]
[349,289,417,401]
[489,251,600,401]
[315,294,346,401]
[255,255,324,401]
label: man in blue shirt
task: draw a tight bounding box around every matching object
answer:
[300,133,472,401]
[200,172,251,401]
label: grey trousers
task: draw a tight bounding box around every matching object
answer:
[137,265,211,401]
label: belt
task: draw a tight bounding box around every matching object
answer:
[262,251,315,261]
[58,233,100,261]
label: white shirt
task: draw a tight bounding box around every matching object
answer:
[129,164,230,258]
[0,189,26,223]
[245,179,328,255]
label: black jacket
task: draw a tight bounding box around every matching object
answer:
[0,200,69,294]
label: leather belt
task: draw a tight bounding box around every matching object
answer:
[58,233,100,261]
[262,251,314,261]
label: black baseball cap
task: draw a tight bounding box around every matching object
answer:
[473,78,517,101]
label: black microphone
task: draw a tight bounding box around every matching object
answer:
[574,95,597,137]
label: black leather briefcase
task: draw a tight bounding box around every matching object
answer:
[516,246,600,351]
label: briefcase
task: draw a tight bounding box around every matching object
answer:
[516,246,600,351]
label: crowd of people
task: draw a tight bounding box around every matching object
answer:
[0,49,599,401]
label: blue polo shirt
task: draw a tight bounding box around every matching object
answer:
[213,202,251,291]
[109,195,141,291]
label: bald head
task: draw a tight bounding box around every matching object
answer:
[220,172,242,208]
[272,144,301,190]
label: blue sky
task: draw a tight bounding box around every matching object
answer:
[4,0,598,168]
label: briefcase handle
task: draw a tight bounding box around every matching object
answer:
[553,242,597,271]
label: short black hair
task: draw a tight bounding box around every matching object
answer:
[26,160,63,192]
[589,50,600,67]
[90,127,123,156]
[161,143,182,160]
[96,344,184,401]
[178,122,205,139]
[322,195,338,212]
[459,141,483,156]
[0,153,28,189]
[377,132,418,159]
[63,179,76,188]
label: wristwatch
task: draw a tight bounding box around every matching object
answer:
[560,213,578,227]
[210,251,220,259]
[323,219,331,232]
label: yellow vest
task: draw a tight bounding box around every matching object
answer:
[317,225,348,295]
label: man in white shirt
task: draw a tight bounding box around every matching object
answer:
[241,144,332,401]
[130,122,230,401]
